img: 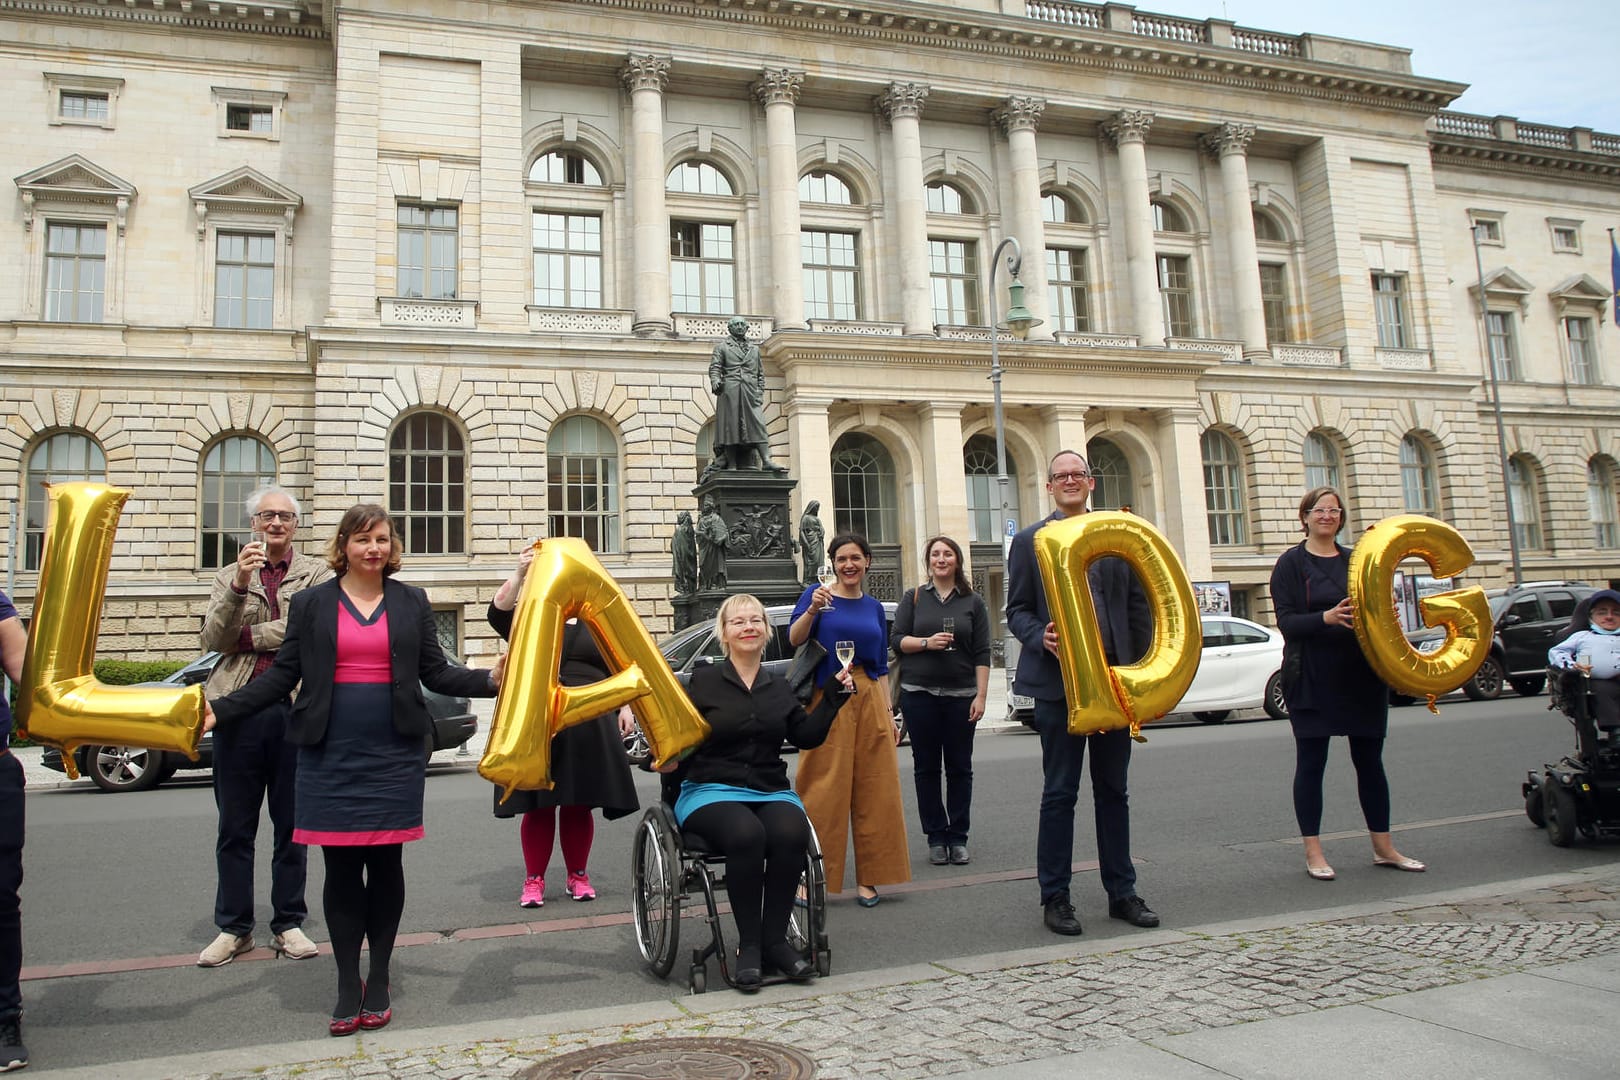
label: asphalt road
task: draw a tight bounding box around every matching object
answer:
[21,694,1620,1072]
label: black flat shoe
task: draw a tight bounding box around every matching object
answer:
[764,942,814,981]
[948,844,970,865]
[733,967,763,992]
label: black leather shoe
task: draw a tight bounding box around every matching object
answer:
[1043,897,1083,936]
[928,844,949,865]
[1108,895,1160,928]
[948,844,970,865]
[764,942,815,981]
[734,946,763,992]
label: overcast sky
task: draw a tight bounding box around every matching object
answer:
[1144,1,1620,133]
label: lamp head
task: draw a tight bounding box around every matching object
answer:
[1001,277,1041,340]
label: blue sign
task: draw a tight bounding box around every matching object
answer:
[1005,519,1016,537]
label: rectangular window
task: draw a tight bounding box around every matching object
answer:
[1045,246,1091,333]
[801,229,861,320]
[1486,311,1520,381]
[59,91,109,122]
[532,212,602,308]
[1566,316,1598,385]
[928,238,979,325]
[670,220,735,314]
[1551,225,1581,253]
[1259,263,1289,343]
[44,222,106,322]
[1470,216,1502,244]
[225,104,274,133]
[1372,274,1409,348]
[397,204,458,300]
[213,232,275,329]
[1158,254,1193,338]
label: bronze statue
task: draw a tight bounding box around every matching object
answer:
[696,495,730,591]
[671,510,697,595]
[797,499,824,587]
[707,316,786,473]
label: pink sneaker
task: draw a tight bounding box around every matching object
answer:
[566,870,596,902]
[520,875,545,909]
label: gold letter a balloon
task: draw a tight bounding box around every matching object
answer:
[16,483,206,774]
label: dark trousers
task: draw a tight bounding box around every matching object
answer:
[0,752,22,1022]
[1033,699,1135,905]
[901,690,975,845]
[213,699,306,936]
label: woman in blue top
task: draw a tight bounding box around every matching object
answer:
[788,532,912,906]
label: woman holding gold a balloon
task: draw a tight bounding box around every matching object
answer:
[1270,487,1425,881]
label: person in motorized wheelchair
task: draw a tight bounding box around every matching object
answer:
[649,593,852,992]
[1527,589,1620,845]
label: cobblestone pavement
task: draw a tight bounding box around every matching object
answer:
[165,873,1620,1080]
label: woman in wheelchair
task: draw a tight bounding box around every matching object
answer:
[1549,589,1620,732]
[659,593,852,992]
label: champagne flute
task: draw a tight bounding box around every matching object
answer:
[941,617,956,651]
[818,562,838,610]
[835,640,856,693]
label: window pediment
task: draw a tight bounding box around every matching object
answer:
[15,154,137,233]
[188,166,303,238]
[1469,265,1534,316]
[1549,272,1610,320]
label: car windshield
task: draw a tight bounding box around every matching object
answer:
[659,623,714,669]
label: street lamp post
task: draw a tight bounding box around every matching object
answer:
[987,235,1040,670]
[1470,221,1523,585]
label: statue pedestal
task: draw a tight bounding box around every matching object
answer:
[673,470,804,630]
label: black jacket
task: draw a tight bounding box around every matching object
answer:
[671,660,844,794]
[210,577,496,746]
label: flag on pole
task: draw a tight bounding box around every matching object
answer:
[1612,229,1620,326]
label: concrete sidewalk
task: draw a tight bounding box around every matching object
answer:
[39,865,1620,1079]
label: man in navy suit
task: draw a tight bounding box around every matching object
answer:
[1007,449,1159,936]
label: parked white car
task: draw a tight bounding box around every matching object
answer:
[1009,614,1287,725]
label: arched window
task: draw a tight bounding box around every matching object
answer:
[1252,207,1286,242]
[1087,438,1133,512]
[668,160,739,314]
[666,161,733,196]
[201,435,276,569]
[963,434,1020,543]
[1507,454,1543,550]
[1303,432,1340,493]
[1589,457,1619,548]
[831,432,897,544]
[1400,435,1439,516]
[24,430,107,570]
[926,181,983,325]
[548,415,620,552]
[528,150,603,186]
[1200,430,1247,545]
[388,411,466,555]
[1151,199,1189,233]
[1042,192,1085,224]
[799,170,853,204]
[800,169,864,321]
[925,181,971,215]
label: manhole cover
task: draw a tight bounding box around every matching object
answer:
[522,1036,816,1079]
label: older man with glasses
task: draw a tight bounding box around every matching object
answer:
[197,486,332,966]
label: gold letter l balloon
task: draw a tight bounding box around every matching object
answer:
[481,538,710,799]
[16,483,206,775]
[1348,514,1490,711]
[1033,511,1202,740]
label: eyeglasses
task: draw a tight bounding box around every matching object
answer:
[252,510,297,523]
[725,616,767,628]
[1049,471,1093,484]
[1308,507,1343,518]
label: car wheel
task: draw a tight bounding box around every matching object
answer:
[1543,776,1578,847]
[85,745,166,793]
[1195,710,1229,724]
[1263,671,1289,720]
[1508,675,1546,697]
[1524,783,1545,828]
[623,727,651,767]
[1463,656,1504,701]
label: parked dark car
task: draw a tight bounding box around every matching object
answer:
[40,651,478,792]
[1404,581,1593,701]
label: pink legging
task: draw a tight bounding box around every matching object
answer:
[519,805,595,876]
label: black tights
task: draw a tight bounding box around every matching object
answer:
[1293,735,1390,836]
[683,801,810,961]
[321,844,404,1017]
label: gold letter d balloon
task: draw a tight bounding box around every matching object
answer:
[16,483,206,773]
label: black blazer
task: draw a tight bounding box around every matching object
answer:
[1007,510,1152,703]
[210,577,496,746]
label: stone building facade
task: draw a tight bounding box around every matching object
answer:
[1,0,1616,660]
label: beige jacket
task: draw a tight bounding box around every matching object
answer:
[201,551,333,699]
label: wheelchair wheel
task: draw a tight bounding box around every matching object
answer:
[1543,777,1578,847]
[786,824,830,977]
[1524,783,1546,828]
[632,808,682,978]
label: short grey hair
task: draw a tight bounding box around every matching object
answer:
[245,485,301,521]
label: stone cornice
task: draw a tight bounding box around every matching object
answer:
[1429,136,1620,184]
[552,0,1464,115]
[0,0,328,38]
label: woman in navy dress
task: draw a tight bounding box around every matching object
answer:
[1270,487,1425,882]
[208,505,501,1036]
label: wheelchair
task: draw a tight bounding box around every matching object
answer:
[630,800,831,994]
[1523,665,1620,846]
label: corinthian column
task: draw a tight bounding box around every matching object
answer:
[1102,109,1165,347]
[993,96,1053,341]
[1202,122,1268,356]
[877,82,932,335]
[755,68,806,331]
[621,54,672,336]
